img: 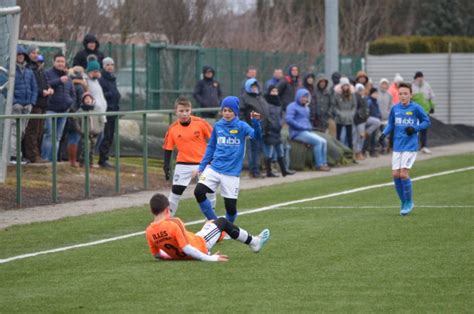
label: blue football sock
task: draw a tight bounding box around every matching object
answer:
[401,178,413,202]
[393,178,405,202]
[199,199,217,220]
[226,211,238,223]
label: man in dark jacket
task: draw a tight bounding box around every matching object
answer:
[313,74,333,132]
[240,78,269,178]
[98,57,121,168]
[73,33,105,69]
[23,47,53,163]
[10,46,38,164]
[277,65,300,111]
[193,65,222,118]
[41,53,75,161]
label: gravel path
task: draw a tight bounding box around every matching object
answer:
[1,142,472,229]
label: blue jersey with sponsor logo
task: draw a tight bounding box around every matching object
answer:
[383,101,431,152]
[199,117,261,176]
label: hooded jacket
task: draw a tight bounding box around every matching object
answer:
[285,88,313,140]
[333,87,357,125]
[239,78,269,129]
[28,61,50,109]
[313,74,333,130]
[14,47,38,105]
[277,65,300,110]
[193,65,222,108]
[99,70,121,111]
[198,97,261,176]
[72,34,105,69]
[263,86,283,145]
[377,87,393,121]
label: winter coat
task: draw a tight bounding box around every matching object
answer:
[263,93,283,145]
[277,65,300,110]
[66,79,87,133]
[333,92,357,125]
[377,89,392,121]
[28,62,50,110]
[45,68,75,112]
[13,63,37,105]
[388,83,399,105]
[264,77,281,93]
[239,78,270,130]
[86,77,107,126]
[353,94,369,125]
[99,70,121,111]
[313,74,333,130]
[72,34,105,69]
[367,96,382,119]
[78,104,103,136]
[285,88,313,140]
[412,81,435,114]
[193,66,222,108]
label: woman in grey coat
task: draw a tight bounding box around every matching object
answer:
[333,77,356,149]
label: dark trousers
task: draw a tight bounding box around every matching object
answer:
[419,129,428,148]
[247,137,263,175]
[336,124,353,149]
[99,116,116,164]
[23,106,45,162]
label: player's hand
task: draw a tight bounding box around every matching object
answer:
[405,126,416,136]
[158,249,172,260]
[192,170,200,178]
[213,252,229,262]
[378,133,386,145]
[163,166,171,181]
[250,111,261,120]
[429,108,434,114]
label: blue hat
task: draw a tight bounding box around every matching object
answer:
[220,96,239,116]
[16,46,27,57]
[86,59,100,72]
[37,55,44,63]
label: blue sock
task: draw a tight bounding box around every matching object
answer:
[226,211,238,223]
[393,178,405,202]
[401,178,412,202]
[199,199,217,220]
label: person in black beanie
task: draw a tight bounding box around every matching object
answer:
[263,85,295,177]
[193,65,222,118]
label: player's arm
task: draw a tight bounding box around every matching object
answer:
[382,107,395,136]
[198,128,217,173]
[182,245,228,262]
[162,130,175,180]
[243,111,262,140]
[416,106,431,131]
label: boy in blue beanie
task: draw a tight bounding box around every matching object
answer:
[193,96,261,222]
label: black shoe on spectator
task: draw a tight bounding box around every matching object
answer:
[99,161,114,169]
[10,156,28,165]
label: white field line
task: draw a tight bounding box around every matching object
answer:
[1,166,473,265]
[278,205,474,209]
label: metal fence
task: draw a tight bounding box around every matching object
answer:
[60,41,362,111]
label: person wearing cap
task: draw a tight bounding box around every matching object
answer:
[193,96,261,223]
[388,73,403,105]
[98,57,121,168]
[193,65,222,118]
[333,77,356,150]
[9,46,38,164]
[42,52,75,162]
[84,56,107,148]
[240,78,269,178]
[23,47,52,163]
[412,71,435,154]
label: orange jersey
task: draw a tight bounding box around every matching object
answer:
[146,217,208,260]
[162,116,212,164]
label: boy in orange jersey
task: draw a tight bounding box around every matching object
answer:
[146,193,270,262]
[163,96,215,216]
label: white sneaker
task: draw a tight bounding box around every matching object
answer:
[249,229,270,253]
[421,147,432,154]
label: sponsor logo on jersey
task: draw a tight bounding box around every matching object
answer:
[406,111,413,116]
[230,129,239,134]
[395,117,415,125]
[217,136,241,145]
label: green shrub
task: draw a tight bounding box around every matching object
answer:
[369,36,474,55]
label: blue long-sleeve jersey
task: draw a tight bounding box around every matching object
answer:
[199,117,262,176]
[383,101,431,152]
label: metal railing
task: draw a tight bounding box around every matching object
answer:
[0,107,219,206]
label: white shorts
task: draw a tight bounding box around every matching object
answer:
[199,167,240,199]
[392,152,417,170]
[172,164,199,186]
[195,221,222,251]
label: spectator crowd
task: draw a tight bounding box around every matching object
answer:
[6,34,436,179]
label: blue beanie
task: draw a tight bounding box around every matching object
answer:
[86,59,100,72]
[221,96,240,116]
